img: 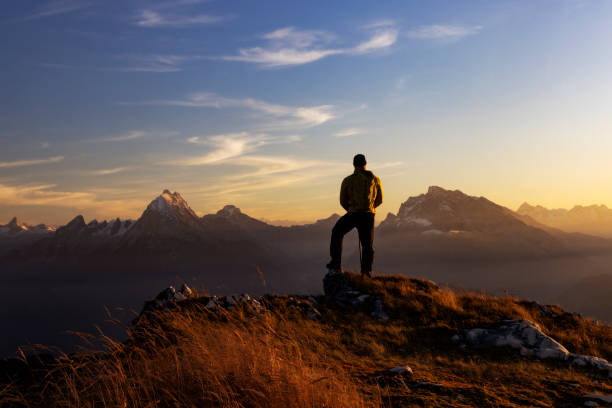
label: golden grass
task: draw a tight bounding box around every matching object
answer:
[2,308,372,408]
[2,271,610,407]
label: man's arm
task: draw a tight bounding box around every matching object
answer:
[340,178,350,211]
[374,177,383,208]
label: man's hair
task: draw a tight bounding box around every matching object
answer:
[353,154,367,167]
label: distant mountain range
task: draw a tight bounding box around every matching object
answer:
[0,186,589,270]
[4,187,612,279]
[2,186,612,356]
[518,202,612,237]
[0,217,55,257]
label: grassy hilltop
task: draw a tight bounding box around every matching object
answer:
[1,272,611,407]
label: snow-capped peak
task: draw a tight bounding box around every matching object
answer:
[149,190,192,212]
[144,189,198,221]
[7,217,28,230]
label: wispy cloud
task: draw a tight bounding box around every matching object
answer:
[222,26,341,67]
[25,0,92,20]
[0,156,64,168]
[362,19,396,29]
[335,128,363,137]
[136,92,335,129]
[135,10,225,27]
[406,24,483,40]
[114,55,193,72]
[167,133,268,165]
[186,155,340,198]
[221,23,399,68]
[0,183,143,219]
[90,167,129,175]
[165,131,308,167]
[229,155,322,179]
[85,130,148,143]
[352,28,399,54]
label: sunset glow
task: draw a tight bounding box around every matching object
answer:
[2,1,612,225]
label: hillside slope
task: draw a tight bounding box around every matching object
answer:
[2,272,610,407]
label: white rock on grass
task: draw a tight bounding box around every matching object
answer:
[389,366,413,375]
[583,394,612,404]
[459,319,612,378]
[464,319,569,359]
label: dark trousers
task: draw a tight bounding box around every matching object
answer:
[329,212,375,273]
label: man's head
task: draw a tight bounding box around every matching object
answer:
[353,154,367,169]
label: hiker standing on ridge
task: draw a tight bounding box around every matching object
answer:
[326,154,383,277]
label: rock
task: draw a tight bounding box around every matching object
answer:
[287,297,322,320]
[357,294,370,303]
[583,394,612,404]
[180,283,193,298]
[458,319,612,378]
[584,401,598,407]
[389,365,413,375]
[323,269,389,321]
[462,319,569,359]
[137,284,195,318]
[323,269,352,302]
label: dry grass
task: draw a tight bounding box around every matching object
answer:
[1,271,610,408]
[2,308,371,408]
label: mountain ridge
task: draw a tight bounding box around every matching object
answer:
[518,202,612,237]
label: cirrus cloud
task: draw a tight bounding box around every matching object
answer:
[134,92,336,129]
[406,24,483,40]
[221,23,399,68]
[0,156,64,168]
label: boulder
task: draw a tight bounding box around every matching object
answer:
[323,269,389,321]
[456,319,612,378]
[138,284,195,316]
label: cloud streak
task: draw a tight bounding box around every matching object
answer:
[138,92,335,129]
[0,183,144,219]
[167,133,268,165]
[135,10,225,27]
[221,24,399,68]
[352,28,399,54]
[406,24,483,40]
[83,130,148,143]
[90,167,129,175]
[25,0,92,20]
[335,128,363,137]
[114,55,194,72]
[0,156,64,168]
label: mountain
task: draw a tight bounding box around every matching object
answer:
[200,205,274,239]
[518,202,612,237]
[0,217,55,256]
[0,217,54,234]
[377,186,565,259]
[118,190,208,254]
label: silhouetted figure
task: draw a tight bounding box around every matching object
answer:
[326,154,383,277]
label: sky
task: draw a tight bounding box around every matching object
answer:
[1,0,612,225]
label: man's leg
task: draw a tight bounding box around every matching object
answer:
[356,213,375,276]
[328,213,356,270]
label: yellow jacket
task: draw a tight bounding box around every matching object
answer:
[340,169,383,213]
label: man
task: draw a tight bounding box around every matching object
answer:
[326,154,383,277]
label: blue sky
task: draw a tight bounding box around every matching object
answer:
[1,0,612,225]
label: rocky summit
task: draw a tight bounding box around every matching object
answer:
[4,271,609,407]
